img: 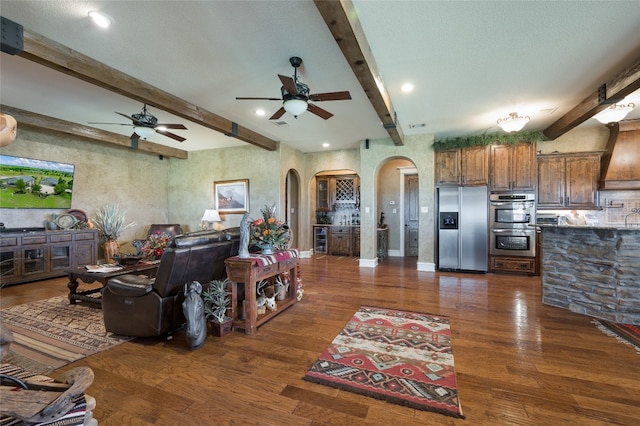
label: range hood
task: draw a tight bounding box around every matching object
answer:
[599,118,640,190]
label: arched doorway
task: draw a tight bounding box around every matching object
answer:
[376,158,417,258]
[285,169,300,248]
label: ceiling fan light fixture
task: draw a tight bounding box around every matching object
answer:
[497,112,530,132]
[283,99,308,117]
[594,102,635,124]
[134,126,155,139]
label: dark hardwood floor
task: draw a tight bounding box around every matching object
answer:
[1,255,639,425]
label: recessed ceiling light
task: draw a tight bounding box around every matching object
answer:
[89,11,111,29]
[322,142,330,148]
[401,83,414,93]
[255,109,266,116]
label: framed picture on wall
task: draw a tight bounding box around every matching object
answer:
[214,179,249,214]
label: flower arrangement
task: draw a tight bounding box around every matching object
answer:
[140,232,172,259]
[250,204,290,250]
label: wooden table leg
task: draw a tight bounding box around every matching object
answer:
[67,274,80,304]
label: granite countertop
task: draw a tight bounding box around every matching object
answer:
[536,224,639,231]
[314,224,360,227]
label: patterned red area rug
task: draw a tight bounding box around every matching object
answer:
[594,320,640,353]
[303,306,464,418]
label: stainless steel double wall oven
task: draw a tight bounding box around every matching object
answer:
[489,192,536,257]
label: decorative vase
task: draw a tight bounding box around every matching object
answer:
[210,318,233,337]
[103,239,119,264]
[259,243,274,255]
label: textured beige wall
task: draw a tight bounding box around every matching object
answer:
[168,144,285,231]
[360,134,435,266]
[537,125,609,154]
[0,128,169,247]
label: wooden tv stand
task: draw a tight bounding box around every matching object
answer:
[0,229,98,286]
[225,250,300,335]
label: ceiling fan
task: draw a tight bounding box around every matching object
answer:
[89,103,188,142]
[236,56,352,120]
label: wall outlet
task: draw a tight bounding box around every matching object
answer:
[421,206,428,213]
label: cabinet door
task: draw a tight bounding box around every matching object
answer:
[0,248,20,281]
[352,228,360,257]
[461,145,489,185]
[490,145,512,191]
[21,246,47,277]
[316,178,331,211]
[565,155,599,208]
[537,157,565,208]
[75,240,96,267]
[511,143,536,190]
[435,150,461,185]
[329,227,351,256]
[50,243,72,271]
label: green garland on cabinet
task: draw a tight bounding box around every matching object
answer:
[433,130,547,151]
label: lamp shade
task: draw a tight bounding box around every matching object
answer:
[134,126,156,139]
[283,99,308,117]
[202,209,221,222]
[497,112,530,133]
[594,103,635,124]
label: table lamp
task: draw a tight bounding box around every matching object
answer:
[201,209,222,230]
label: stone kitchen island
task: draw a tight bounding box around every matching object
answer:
[540,225,640,325]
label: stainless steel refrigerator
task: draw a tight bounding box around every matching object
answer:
[437,186,488,272]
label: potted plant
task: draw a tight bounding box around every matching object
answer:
[92,204,136,263]
[201,278,233,337]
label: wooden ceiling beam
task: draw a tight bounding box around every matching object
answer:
[17,28,278,151]
[314,0,404,146]
[544,57,640,140]
[1,105,189,160]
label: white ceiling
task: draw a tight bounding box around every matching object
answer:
[1,1,639,153]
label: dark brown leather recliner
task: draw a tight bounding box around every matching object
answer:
[103,230,238,337]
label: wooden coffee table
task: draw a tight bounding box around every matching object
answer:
[66,263,159,307]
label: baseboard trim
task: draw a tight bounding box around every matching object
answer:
[417,262,436,272]
[299,250,313,258]
[359,258,378,268]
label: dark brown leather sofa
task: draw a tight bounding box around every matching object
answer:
[102,228,240,337]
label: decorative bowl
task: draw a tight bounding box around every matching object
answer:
[112,254,143,266]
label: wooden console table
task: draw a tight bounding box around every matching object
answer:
[225,250,300,335]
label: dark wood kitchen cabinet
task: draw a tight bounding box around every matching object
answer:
[435,149,460,185]
[490,142,536,191]
[316,175,359,211]
[537,153,600,209]
[435,146,488,186]
[329,226,351,256]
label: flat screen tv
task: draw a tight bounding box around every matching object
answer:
[0,155,75,209]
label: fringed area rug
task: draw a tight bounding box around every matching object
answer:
[0,296,132,374]
[303,306,464,419]
[593,320,640,354]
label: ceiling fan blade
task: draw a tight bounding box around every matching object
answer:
[307,103,333,120]
[88,122,133,126]
[309,91,352,102]
[269,107,286,120]
[115,112,136,122]
[278,74,298,95]
[236,97,283,101]
[156,123,187,130]
[156,129,186,142]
